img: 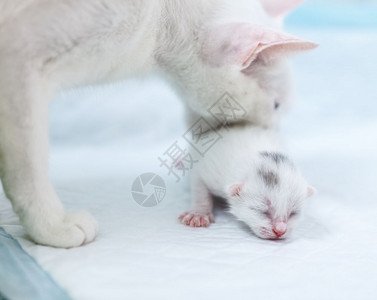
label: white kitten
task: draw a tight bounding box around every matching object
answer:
[0,0,316,247]
[179,125,315,239]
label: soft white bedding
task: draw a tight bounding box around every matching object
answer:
[1,29,377,300]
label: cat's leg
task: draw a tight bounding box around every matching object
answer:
[179,175,214,227]
[0,66,98,248]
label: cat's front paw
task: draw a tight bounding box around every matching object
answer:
[178,211,214,228]
[26,211,98,248]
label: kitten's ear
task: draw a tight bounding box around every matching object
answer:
[203,23,318,70]
[228,183,244,199]
[261,0,305,19]
[307,186,317,198]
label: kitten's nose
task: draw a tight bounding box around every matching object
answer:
[273,229,286,237]
[273,222,287,237]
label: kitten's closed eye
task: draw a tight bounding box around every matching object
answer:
[248,207,271,217]
[259,210,272,218]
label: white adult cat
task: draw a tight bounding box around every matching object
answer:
[0,0,316,247]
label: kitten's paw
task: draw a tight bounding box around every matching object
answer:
[27,211,99,248]
[178,211,214,228]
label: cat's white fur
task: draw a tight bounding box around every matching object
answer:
[0,0,316,247]
[179,125,315,239]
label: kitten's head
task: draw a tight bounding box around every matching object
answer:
[178,0,317,127]
[227,152,315,240]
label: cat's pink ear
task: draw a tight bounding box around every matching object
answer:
[229,183,244,198]
[261,0,305,18]
[307,186,317,198]
[203,23,318,69]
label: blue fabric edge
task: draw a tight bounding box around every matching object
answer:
[0,227,72,300]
